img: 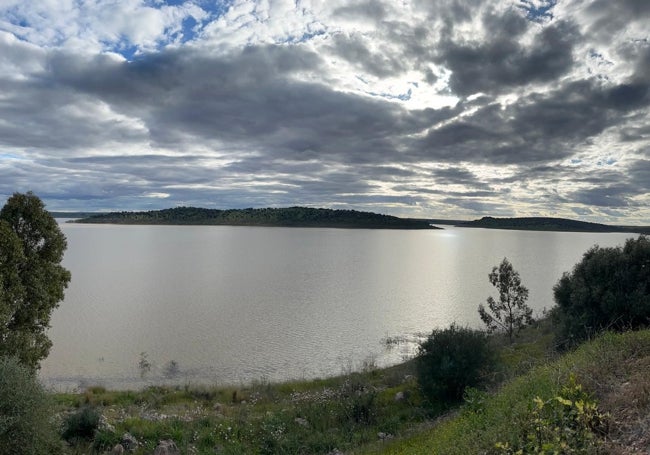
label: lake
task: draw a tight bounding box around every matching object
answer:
[40,223,635,390]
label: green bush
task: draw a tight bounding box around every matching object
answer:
[553,235,650,348]
[61,405,101,443]
[0,357,63,455]
[416,324,496,406]
[493,375,608,454]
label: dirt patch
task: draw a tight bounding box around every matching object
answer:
[596,357,650,454]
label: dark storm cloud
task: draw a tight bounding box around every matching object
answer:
[332,2,387,21]
[429,167,491,189]
[46,45,447,165]
[441,197,511,214]
[628,159,650,191]
[437,18,579,96]
[0,78,146,150]
[570,184,635,208]
[581,0,650,40]
[416,77,649,164]
[327,33,406,78]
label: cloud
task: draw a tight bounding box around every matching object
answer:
[0,0,648,223]
[437,15,579,96]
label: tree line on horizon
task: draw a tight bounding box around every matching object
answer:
[72,206,435,229]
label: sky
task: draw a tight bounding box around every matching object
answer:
[0,0,648,223]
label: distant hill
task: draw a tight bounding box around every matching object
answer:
[456,216,650,234]
[50,211,103,219]
[72,206,437,229]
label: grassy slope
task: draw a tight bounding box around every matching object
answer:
[355,329,650,455]
[53,326,650,454]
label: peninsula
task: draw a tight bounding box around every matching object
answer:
[72,206,437,229]
[455,216,650,234]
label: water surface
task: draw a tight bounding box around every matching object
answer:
[40,223,634,389]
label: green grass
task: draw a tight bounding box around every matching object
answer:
[56,360,429,454]
[354,329,650,454]
[54,323,650,454]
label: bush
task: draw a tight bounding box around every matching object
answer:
[0,357,63,455]
[61,406,101,443]
[553,235,650,348]
[493,375,608,454]
[416,324,496,406]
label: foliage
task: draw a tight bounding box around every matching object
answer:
[416,323,496,405]
[138,351,152,378]
[493,375,608,454]
[61,406,101,443]
[74,206,434,229]
[459,216,646,234]
[163,359,180,378]
[0,357,63,455]
[0,192,71,369]
[552,235,650,348]
[479,258,533,343]
[357,330,650,455]
[58,361,426,455]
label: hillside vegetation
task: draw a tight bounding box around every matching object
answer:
[357,329,650,454]
[73,206,436,229]
[456,216,650,234]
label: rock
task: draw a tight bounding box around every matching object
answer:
[394,390,410,402]
[294,417,309,427]
[111,444,125,454]
[99,415,116,433]
[120,433,138,452]
[153,439,180,455]
[327,450,344,455]
[377,432,394,441]
[213,402,223,413]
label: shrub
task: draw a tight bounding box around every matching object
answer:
[493,375,608,454]
[0,357,63,455]
[61,406,101,443]
[478,258,533,343]
[553,235,650,348]
[416,324,496,406]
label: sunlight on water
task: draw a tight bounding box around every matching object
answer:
[41,223,634,390]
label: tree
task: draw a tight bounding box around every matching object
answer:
[0,192,71,370]
[416,323,495,405]
[0,357,64,454]
[478,258,533,343]
[552,235,650,348]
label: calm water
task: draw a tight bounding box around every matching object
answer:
[40,223,634,390]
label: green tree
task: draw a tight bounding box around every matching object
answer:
[416,323,495,405]
[0,192,71,369]
[478,258,533,343]
[0,357,64,454]
[553,235,650,348]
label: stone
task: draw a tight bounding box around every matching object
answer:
[395,390,410,402]
[120,433,138,452]
[294,417,309,427]
[110,444,124,454]
[153,439,180,455]
[99,415,116,433]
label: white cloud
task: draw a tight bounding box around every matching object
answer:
[0,0,209,54]
[0,0,648,223]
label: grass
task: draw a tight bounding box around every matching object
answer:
[52,322,650,454]
[55,360,430,454]
[354,329,650,454]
